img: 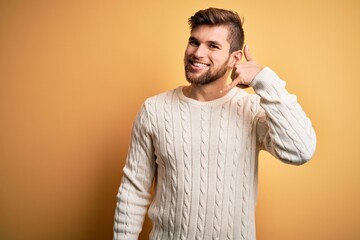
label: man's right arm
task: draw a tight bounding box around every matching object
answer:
[113,103,156,240]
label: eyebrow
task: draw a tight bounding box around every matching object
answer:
[188,36,198,42]
[188,37,222,48]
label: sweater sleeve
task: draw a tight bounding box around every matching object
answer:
[251,67,316,165]
[113,102,156,240]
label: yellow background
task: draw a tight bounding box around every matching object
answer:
[1,0,359,239]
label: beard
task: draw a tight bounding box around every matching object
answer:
[184,57,230,85]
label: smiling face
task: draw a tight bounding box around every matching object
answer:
[184,25,236,85]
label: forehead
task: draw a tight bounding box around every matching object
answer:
[190,25,230,46]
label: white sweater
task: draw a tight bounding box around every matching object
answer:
[113,67,316,240]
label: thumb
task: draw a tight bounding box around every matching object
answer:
[244,44,254,62]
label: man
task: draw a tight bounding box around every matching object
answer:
[113,8,316,240]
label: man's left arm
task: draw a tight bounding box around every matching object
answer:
[251,67,316,164]
[223,45,316,164]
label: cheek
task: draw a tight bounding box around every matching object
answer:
[184,49,192,58]
[216,54,231,65]
[211,56,225,66]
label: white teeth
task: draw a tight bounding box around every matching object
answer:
[193,62,208,68]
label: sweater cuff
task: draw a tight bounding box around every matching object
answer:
[250,67,284,92]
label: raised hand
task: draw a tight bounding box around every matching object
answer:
[220,44,263,93]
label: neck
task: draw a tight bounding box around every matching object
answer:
[183,77,229,102]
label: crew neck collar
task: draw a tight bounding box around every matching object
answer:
[177,86,239,106]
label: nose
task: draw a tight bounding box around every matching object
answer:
[193,44,207,58]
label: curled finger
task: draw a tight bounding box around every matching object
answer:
[220,77,242,93]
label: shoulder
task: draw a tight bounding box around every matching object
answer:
[231,87,260,104]
[143,87,181,107]
[137,87,182,118]
[230,88,262,118]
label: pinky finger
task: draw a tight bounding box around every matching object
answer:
[220,78,241,93]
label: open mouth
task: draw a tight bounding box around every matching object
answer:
[189,60,210,70]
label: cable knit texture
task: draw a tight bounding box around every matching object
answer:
[113,67,316,240]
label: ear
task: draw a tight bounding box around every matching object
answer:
[228,50,243,67]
